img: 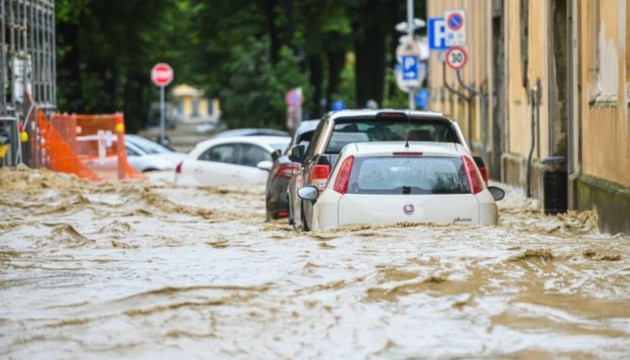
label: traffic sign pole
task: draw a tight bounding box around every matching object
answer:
[160,86,165,145]
[407,0,415,110]
[151,63,174,146]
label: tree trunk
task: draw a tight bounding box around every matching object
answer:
[309,54,323,118]
[326,49,345,109]
[354,25,386,108]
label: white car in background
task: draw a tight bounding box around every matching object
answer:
[298,142,505,231]
[175,136,290,187]
[125,134,187,172]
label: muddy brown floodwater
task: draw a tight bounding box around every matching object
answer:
[1,166,629,359]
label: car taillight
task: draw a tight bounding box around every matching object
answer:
[333,155,354,194]
[274,163,300,179]
[393,152,423,157]
[175,161,183,174]
[478,166,489,184]
[462,156,484,194]
[309,164,330,191]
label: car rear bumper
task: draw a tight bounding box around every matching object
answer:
[312,191,498,230]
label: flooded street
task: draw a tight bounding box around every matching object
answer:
[1,166,629,359]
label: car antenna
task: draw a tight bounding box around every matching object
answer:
[404,109,410,148]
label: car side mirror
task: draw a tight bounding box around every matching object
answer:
[271,149,281,162]
[488,186,505,201]
[288,145,305,163]
[256,160,273,172]
[297,186,318,202]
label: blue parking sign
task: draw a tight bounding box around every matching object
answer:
[402,55,418,80]
[428,17,448,50]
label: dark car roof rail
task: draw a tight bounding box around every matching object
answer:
[323,109,447,122]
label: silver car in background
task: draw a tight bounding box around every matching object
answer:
[125,134,187,172]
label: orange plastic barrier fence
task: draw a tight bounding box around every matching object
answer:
[48,113,145,181]
[35,109,102,181]
[23,91,144,181]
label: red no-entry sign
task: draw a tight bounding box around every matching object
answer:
[151,63,174,87]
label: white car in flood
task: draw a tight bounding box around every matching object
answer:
[298,142,505,231]
[175,136,290,187]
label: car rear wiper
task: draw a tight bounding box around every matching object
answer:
[402,186,411,194]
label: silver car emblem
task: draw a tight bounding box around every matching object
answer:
[403,204,414,215]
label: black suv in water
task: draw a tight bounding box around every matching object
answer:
[263,120,320,220]
[288,109,478,231]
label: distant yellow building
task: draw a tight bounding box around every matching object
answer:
[172,84,221,122]
[427,0,629,234]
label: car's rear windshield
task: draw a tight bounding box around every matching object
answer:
[346,156,470,195]
[127,136,171,154]
[326,118,458,154]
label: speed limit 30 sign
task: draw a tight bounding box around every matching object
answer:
[445,46,467,70]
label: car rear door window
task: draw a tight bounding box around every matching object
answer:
[238,144,271,167]
[347,156,470,195]
[199,143,239,164]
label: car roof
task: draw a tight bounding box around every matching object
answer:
[341,141,470,157]
[125,134,150,142]
[213,128,289,138]
[295,119,320,133]
[191,135,290,156]
[325,109,446,121]
[124,134,168,148]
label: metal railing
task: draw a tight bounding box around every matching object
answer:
[1,0,56,166]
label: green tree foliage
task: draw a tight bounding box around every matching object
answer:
[55,0,426,131]
[220,40,310,129]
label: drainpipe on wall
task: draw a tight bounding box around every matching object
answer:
[442,62,472,143]
[526,88,536,198]
[480,82,488,167]
[566,0,579,209]
[526,80,542,198]
[456,70,488,166]
[536,78,542,159]
[442,62,469,100]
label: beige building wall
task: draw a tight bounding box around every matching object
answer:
[578,0,630,187]
[427,1,491,157]
[505,0,551,160]
[429,0,629,233]
[427,0,629,186]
